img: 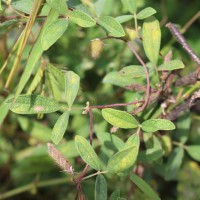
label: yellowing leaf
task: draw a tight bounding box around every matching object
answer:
[107,146,138,173]
[65,71,80,107]
[102,108,139,129]
[142,16,161,65]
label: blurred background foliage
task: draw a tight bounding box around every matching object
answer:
[0,0,200,199]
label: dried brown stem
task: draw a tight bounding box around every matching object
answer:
[166,23,200,65]
[175,67,200,87]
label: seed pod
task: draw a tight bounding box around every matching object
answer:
[47,143,74,175]
[90,38,104,59]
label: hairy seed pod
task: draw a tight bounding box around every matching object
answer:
[90,38,104,59]
[47,143,74,175]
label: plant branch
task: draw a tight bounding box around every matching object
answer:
[166,22,200,65]
[126,41,151,114]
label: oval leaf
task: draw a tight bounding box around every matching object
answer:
[158,60,185,71]
[47,0,68,15]
[41,18,69,50]
[51,111,70,145]
[142,16,161,65]
[5,95,60,114]
[11,0,33,14]
[137,7,157,20]
[141,119,175,133]
[64,71,80,107]
[120,65,145,78]
[107,146,138,173]
[130,173,161,200]
[75,135,101,170]
[186,145,200,162]
[115,15,134,24]
[165,147,184,180]
[110,190,120,200]
[95,174,107,200]
[94,0,105,17]
[121,0,137,13]
[70,10,96,27]
[103,72,134,87]
[102,108,139,129]
[98,16,125,37]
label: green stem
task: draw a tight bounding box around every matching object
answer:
[0,177,71,200]
[133,12,138,34]
[82,171,108,181]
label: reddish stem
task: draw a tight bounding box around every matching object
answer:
[126,41,151,114]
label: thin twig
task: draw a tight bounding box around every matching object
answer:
[126,41,151,114]
[166,22,200,65]
[89,108,93,145]
[90,100,143,109]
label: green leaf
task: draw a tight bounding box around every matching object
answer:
[18,116,51,142]
[96,132,125,151]
[175,112,190,144]
[121,0,137,13]
[186,145,200,162]
[107,145,138,173]
[137,7,157,20]
[102,108,139,129]
[130,173,161,200]
[11,0,33,14]
[98,16,125,37]
[0,95,13,125]
[75,135,101,170]
[124,133,140,149]
[94,0,105,17]
[47,64,66,89]
[141,119,175,133]
[95,174,107,200]
[115,15,134,24]
[103,72,134,88]
[70,10,96,27]
[47,72,62,101]
[65,71,80,107]
[5,95,60,114]
[110,190,120,200]
[0,0,2,11]
[15,9,59,99]
[51,111,69,145]
[158,60,185,71]
[27,67,44,95]
[47,0,68,15]
[167,147,184,174]
[142,16,161,65]
[120,65,145,78]
[138,134,164,163]
[41,18,69,50]
[165,147,184,180]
